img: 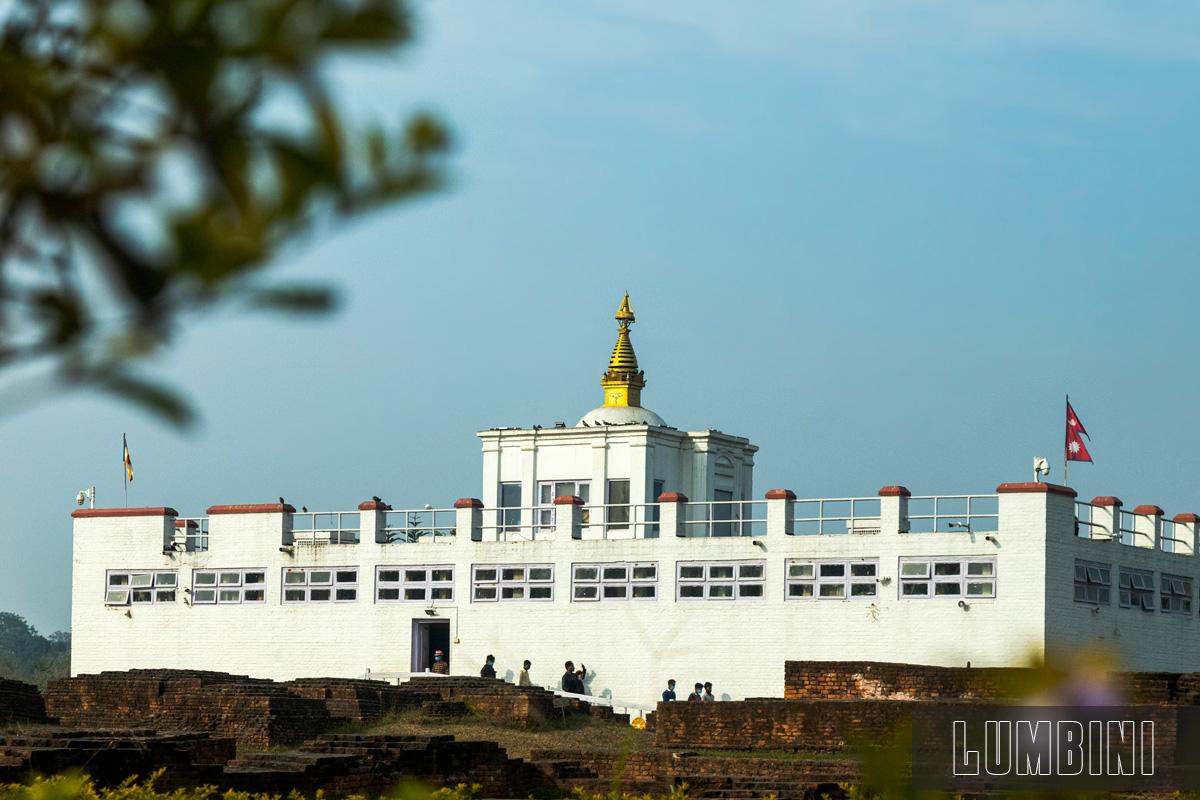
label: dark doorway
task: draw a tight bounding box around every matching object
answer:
[411,619,451,673]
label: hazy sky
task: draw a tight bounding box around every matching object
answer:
[4,1,1199,634]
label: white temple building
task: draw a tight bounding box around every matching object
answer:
[71,296,1200,704]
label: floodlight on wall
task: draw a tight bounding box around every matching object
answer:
[985,534,999,545]
[424,609,438,617]
[279,545,294,555]
[948,521,971,532]
[751,539,766,550]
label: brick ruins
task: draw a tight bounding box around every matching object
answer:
[41,670,615,750]
[10,661,1200,797]
[0,679,46,726]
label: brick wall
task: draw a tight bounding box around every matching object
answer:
[783,661,1028,701]
[0,678,47,724]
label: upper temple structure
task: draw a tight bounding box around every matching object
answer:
[70,295,1200,705]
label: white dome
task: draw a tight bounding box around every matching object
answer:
[576,405,667,427]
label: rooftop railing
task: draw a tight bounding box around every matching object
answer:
[907,494,999,533]
[381,508,456,544]
[581,503,661,539]
[480,507,556,541]
[290,511,360,545]
[791,497,881,535]
[680,500,766,537]
[176,517,209,551]
[1074,502,1112,540]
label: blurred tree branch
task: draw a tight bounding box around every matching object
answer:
[0,0,449,425]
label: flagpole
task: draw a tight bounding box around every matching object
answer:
[1063,396,1069,489]
[123,433,129,507]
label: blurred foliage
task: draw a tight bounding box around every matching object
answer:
[0,611,69,688]
[0,774,698,800]
[0,0,449,425]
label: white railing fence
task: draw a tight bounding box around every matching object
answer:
[480,507,556,541]
[680,501,766,537]
[791,497,881,535]
[581,503,661,539]
[290,511,361,545]
[382,508,457,543]
[907,495,999,533]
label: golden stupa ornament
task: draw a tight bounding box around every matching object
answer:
[601,293,646,407]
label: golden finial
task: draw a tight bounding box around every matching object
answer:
[615,292,635,323]
[601,294,645,407]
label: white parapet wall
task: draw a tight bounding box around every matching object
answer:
[70,484,1078,706]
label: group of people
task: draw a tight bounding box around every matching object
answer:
[476,654,590,694]
[478,654,538,687]
[661,678,716,702]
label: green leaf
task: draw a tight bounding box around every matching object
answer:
[249,284,337,314]
[94,370,194,428]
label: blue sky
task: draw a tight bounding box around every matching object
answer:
[4,1,1199,634]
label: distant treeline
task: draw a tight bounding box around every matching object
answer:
[0,612,69,688]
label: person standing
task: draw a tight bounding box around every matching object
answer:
[518,659,533,686]
[562,661,581,693]
[575,662,589,695]
[430,650,448,675]
[687,682,703,702]
[702,682,715,701]
[480,654,497,679]
[662,679,677,701]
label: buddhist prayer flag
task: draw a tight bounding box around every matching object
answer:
[123,434,134,482]
[1065,399,1093,463]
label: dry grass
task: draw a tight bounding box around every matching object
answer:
[359,708,655,760]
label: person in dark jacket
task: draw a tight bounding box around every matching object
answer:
[687,682,703,701]
[480,654,496,678]
[561,660,583,693]
[662,679,677,701]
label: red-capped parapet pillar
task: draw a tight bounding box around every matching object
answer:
[1131,505,1164,550]
[357,498,391,544]
[764,489,796,538]
[878,486,911,534]
[1088,496,1122,542]
[1173,513,1199,555]
[454,497,484,542]
[996,481,1079,542]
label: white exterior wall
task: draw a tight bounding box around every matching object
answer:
[478,426,757,508]
[72,490,1051,706]
[1045,503,1200,671]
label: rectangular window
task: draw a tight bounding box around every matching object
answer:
[281,567,358,603]
[1161,573,1193,614]
[786,559,878,600]
[472,563,554,602]
[538,480,591,529]
[1118,567,1155,611]
[572,562,658,601]
[899,557,995,599]
[105,570,177,605]
[1073,559,1111,606]
[607,479,631,528]
[676,561,765,601]
[192,569,266,604]
[376,565,454,603]
[499,482,522,531]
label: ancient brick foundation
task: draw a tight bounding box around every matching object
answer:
[0,679,47,725]
[783,661,1029,701]
[531,748,858,800]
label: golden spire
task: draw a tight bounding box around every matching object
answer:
[601,293,645,407]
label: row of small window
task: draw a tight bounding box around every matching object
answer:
[105,556,1000,607]
[1073,560,1194,614]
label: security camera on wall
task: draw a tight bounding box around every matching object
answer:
[1033,456,1050,482]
